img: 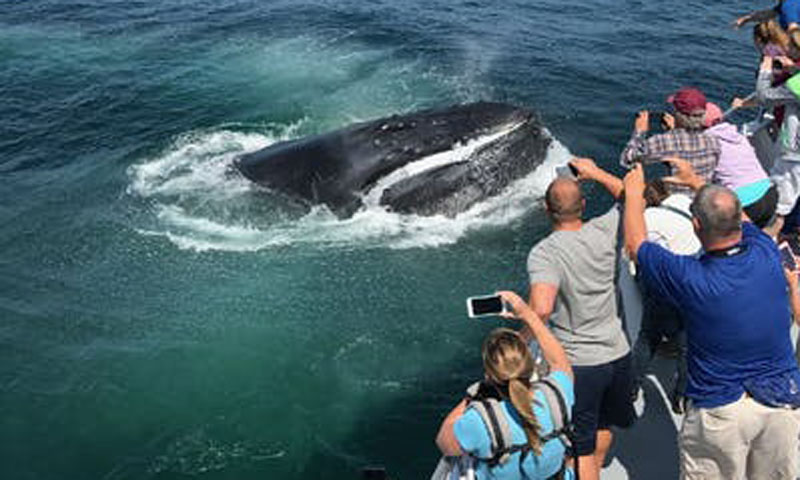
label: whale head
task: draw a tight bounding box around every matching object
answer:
[235,102,550,218]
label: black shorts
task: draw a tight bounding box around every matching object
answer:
[744,184,778,228]
[571,353,636,456]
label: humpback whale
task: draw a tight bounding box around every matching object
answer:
[234,102,552,217]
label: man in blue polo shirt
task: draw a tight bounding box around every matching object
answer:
[622,160,800,479]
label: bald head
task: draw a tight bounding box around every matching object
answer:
[690,184,742,242]
[545,178,583,224]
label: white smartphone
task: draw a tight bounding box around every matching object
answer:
[466,294,507,318]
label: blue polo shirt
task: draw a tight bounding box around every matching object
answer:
[637,222,798,408]
[781,0,800,29]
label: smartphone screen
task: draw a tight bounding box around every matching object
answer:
[467,295,505,317]
[780,242,797,271]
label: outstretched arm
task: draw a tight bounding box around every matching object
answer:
[570,157,624,200]
[620,111,652,168]
[436,289,574,456]
[733,8,777,28]
[500,290,572,379]
[623,164,648,261]
[756,56,799,107]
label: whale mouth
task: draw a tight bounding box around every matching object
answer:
[360,120,526,208]
[125,120,569,251]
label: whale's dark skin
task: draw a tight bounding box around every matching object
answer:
[235,102,551,217]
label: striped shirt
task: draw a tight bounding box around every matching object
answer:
[620,129,721,195]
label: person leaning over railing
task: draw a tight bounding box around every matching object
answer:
[701,102,779,230]
[623,159,800,480]
[436,291,575,480]
[756,54,800,233]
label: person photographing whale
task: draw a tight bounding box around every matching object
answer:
[436,291,575,480]
[620,87,721,196]
[526,158,635,480]
[623,160,800,479]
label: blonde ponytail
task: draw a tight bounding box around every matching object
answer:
[482,328,542,456]
[509,378,542,456]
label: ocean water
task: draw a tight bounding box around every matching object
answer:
[1,1,756,479]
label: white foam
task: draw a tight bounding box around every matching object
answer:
[127,122,305,200]
[126,125,573,252]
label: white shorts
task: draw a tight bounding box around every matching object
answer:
[771,157,800,215]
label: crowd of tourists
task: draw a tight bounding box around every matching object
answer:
[433,3,800,479]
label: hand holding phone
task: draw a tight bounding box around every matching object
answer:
[466,294,508,318]
[555,161,580,180]
[780,242,798,272]
[660,112,676,131]
[634,110,649,133]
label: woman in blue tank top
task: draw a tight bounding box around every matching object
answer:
[436,291,575,480]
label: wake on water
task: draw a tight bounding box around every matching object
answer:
[127,122,573,252]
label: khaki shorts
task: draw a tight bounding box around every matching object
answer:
[679,394,800,480]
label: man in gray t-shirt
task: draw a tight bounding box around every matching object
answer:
[527,158,635,480]
[528,206,629,365]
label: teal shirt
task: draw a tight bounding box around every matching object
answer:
[734,178,771,207]
[454,371,575,480]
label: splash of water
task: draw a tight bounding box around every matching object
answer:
[127,123,572,252]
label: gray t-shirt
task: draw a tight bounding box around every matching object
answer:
[527,207,630,366]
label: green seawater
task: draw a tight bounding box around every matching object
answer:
[0,0,757,478]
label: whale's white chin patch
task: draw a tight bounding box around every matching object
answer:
[361,121,525,207]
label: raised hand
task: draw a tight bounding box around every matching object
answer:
[623,163,646,198]
[634,110,649,133]
[661,157,705,191]
[497,290,535,321]
[661,112,676,131]
[569,157,599,180]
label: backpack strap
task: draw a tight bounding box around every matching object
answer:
[534,377,579,480]
[533,378,572,448]
[655,203,693,222]
[469,398,515,465]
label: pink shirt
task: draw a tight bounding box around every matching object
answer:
[706,122,768,190]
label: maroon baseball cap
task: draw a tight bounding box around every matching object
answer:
[667,87,707,114]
